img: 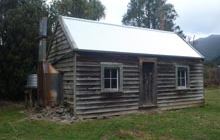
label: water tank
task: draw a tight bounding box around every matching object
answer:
[26,74,37,89]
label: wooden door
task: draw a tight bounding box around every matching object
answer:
[140,61,157,107]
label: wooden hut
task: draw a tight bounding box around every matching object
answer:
[47,16,204,119]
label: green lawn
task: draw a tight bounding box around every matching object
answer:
[0,88,220,140]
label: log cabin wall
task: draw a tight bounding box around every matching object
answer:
[75,52,140,119]
[156,57,204,110]
[47,24,75,108]
[75,52,204,119]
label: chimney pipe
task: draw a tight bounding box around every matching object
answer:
[39,17,47,61]
[37,17,48,107]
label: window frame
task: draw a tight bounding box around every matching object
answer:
[176,65,190,89]
[101,62,123,93]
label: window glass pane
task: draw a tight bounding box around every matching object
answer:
[178,70,181,86]
[111,79,117,88]
[111,69,118,78]
[104,68,110,78]
[178,76,181,86]
[178,70,181,78]
[104,79,110,88]
[177,66,188,87]
[181,70,185,78]
[181,78,185,86]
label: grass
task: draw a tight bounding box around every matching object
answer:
[0,88,220,140]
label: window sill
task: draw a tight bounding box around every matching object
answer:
[176,87,190,91]
[101,89,123,93]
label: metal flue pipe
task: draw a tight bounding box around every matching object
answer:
[37,17,48,106]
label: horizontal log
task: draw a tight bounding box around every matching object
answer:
[157,97,204,104]
[124,73,139,77]
[190,84,203,88]
[76,87,100,91]
[76,82,100,86]
[158,100,204,108]
[190,71,203,75]
[77,98,139,106]
[192,63,203,67]
[157,81,175,85]
[123,65,138,68]
[157,73,175,77]
[124,81,139,85]
[157,87,204,93]
[190,70,203,73]
[123,85,139,89]
[124,77,139,81]
[190,66,203,70]
[57,58,74,63]
[76,61,99,67]
[157,85,176,88]
[76,102,138,111]
[76,77,100,81]
[76,106,138,115]
[123,69,139,72]
[157,68,174,72]
[158,77,175,80]
[75,90,139,96]
[77,110,138,119]
[157,92,178,96]
[48,49,72,58]
[76,96,138,102]
[77,70,100,73]
[190,77,203,80]
[49,43,70,54]
[76,73,100,77]
[190,80,203,83]
[157,94,203,100]
[157,90,203,96]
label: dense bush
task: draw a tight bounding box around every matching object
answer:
[0,0,105,101]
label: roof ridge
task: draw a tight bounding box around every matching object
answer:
[61,16,176,35]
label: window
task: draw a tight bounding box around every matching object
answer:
[176,65,189,89]
[104,68,118,89]
[101,62,123,92]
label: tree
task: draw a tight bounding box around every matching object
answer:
[122,0,185,38]
[49,0,105,27]
[0,0,105,100]
[0,0,48,100]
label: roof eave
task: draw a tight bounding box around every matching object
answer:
[73,48,204,60]
[177,34,205,59]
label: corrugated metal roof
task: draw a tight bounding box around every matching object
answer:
[59,16,203,58]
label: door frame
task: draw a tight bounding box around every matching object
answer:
[139,57,157,107]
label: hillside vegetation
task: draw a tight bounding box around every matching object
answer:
[194,35,220,63]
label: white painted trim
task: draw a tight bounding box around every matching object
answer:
[176,65,190,89]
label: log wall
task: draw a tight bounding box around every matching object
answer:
[47,24,75,107]
[75,53,204,118]
[157,58,204,110]
[75,53,140,119]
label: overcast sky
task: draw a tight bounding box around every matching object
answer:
[99,0,220,39]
